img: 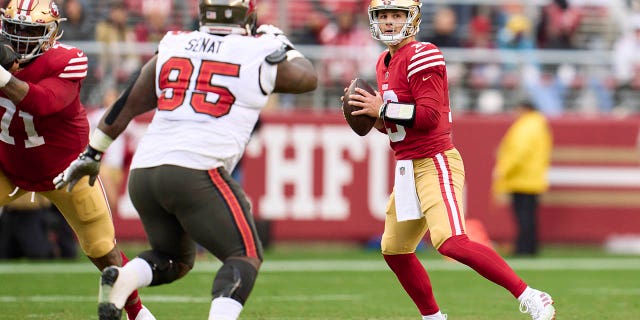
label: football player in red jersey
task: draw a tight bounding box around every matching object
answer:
[53,0,317,319]
[344,1,556,319]
[0,1,154,319]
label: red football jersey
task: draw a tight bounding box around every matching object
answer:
[375,41,454,160]
[0,43,89,191]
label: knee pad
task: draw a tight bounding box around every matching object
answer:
[139,250,192,286]
[212,258,258,305]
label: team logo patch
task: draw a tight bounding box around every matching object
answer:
[50,2,60,18]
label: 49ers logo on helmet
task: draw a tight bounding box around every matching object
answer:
[49,1,60,18]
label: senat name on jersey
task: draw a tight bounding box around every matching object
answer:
[185,36,224,54]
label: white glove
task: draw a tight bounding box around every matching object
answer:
[53,146,102,192]
[256,24,294,49]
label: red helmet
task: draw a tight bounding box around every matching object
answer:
[199,0,257,36]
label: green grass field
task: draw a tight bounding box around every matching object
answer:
[0,243,638,319]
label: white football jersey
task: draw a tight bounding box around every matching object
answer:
[130,31,282,173]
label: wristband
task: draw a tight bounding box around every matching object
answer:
[82,145,103,161]
[381,102,416,127]
[89,129,114,152]
[378,102,387,119]
[285,50,304,61]
[0,66,11,87]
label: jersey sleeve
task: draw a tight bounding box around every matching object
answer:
[57,49,89,81]
[407,44,447,131]
[17,46,87,116]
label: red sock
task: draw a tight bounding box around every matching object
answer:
[120,252,143,319]
[383,253,440,315]
[437,235,527,297]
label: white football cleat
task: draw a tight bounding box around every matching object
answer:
[519,289,556,320]
[423,312,447,319]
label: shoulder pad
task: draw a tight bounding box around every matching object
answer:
[265,45,287,65]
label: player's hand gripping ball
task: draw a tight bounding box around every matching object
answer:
[341,78,377,136]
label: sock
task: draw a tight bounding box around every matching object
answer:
[383,253,440,315]
[423,310,444,319]
[119,252,143,319]
[208,297,243,320]
[437,235,528,298]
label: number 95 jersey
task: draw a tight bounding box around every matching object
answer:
[130,31,283,173]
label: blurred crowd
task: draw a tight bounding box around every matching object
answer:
[4,0,637,115]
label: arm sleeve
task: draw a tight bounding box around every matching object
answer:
[409,68,446,131]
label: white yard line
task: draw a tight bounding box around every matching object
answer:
[0,257,639,274]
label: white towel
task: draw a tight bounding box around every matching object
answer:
[394,160,423,221]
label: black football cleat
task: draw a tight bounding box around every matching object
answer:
[98,266,123,320]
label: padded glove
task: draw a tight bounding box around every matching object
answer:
[53,146,103,192]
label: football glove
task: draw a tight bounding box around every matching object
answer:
[53,146,103,192]
[0,35,18,70]
[256,24,294,50]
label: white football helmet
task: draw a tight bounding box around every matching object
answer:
[368,0,421,46]
[1,0,66,63]
[199,0,257,36]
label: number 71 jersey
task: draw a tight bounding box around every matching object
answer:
[130,31,283,174]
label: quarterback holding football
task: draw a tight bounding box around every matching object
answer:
[343,1,556,319]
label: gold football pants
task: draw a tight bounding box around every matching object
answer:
[381,148,466,254]
[0,170,116,258]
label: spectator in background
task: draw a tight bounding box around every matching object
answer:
[465,5,495,49]
[536,0,582,49]
[318,4,379,105]
[493,101,552,256]
[94,0,140,93]
[612,14,640,90]
[134,0,179,62]
[420,6,461,47]
[135,0,179,43]
[60,0,94,41]
[495,2,536,96]
[60,0,97,105]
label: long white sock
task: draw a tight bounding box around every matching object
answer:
[208,297,243,320]
[110,258,152,308]
[126,257,153,288]
[423,310,444,319]
[518,286,534,302]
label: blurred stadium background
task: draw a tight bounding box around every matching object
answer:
[36,0,639,252]
[2,0,640,319]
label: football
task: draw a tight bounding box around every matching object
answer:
[342,78,377,136]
